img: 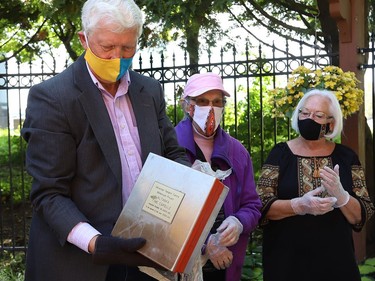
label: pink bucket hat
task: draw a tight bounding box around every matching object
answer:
[182,72,231,99]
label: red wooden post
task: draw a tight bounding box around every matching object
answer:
[329,0,367,262]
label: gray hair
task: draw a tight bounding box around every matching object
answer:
[291,89,343,139]
[81,0,143,37]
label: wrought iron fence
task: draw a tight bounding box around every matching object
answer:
[1,34,374,264]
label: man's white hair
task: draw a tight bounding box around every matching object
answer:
[81,0,143,37]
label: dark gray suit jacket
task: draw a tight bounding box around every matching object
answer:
[21,54,189,281]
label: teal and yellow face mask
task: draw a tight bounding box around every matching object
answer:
[83,32,133,83]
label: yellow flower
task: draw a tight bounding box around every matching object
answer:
[268,65,364,119]
[325,80,336,88]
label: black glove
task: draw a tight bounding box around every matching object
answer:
[92,235,160,268]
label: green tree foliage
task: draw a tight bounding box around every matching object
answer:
[0,0,84,63]
[228,0,338,54]
[0,129,31,204]
[2,0,373,65]
[229,0,373,66]
[223,76,295,179]
[135,0,231,67]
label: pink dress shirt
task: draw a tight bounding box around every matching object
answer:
[67,65,142,253]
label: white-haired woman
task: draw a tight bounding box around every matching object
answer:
[257,89,374,281]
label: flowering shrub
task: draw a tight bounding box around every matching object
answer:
[269,65,364,119]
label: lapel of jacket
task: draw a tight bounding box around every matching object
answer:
[128,72,160,164]
[73,55,122,186]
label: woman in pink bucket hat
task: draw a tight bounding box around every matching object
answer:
[175,72,262,281]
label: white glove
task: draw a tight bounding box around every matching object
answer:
[290,186,337,215]
[320,164,350,208]
[205,233,233,270]
[216,216,243,247]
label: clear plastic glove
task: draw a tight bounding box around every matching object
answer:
[139,267,177,281]
[290,186,337,215]
[216,216,243,247]
[320,164,350,208]
[177,254,204,281]
[206,233,233,270]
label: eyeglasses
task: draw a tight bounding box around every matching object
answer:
[189,97,226,108]
[298,108,333,121]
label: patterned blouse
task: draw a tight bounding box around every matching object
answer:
[257,142,374,281]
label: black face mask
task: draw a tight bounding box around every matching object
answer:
[298,118,330,140]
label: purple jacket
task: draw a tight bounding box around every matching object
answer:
[175,118,262,281]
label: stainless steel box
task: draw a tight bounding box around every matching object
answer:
[112,153,229,273]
